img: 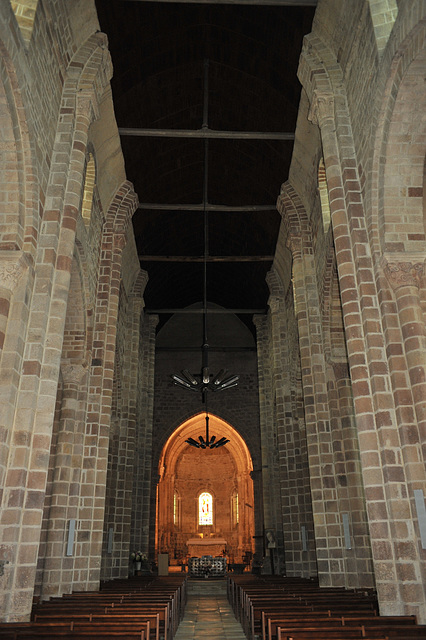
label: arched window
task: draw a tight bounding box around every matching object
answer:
[198,492,213,525]
[232,492,239,526]
[81,153,96,226]
[318,157,331,234]
[174,491,180,526]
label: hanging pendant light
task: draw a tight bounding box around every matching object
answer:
[171,60,238,450]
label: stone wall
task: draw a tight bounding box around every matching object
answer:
[291,0,426,621]
[0,0,139,621]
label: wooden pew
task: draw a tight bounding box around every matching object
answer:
[0,575,188,640]
[227,574,425,640]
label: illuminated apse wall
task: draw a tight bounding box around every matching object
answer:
[156,414,255,564]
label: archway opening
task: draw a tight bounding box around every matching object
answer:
[156,413,255,567]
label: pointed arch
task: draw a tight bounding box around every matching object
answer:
[0,39,38,254]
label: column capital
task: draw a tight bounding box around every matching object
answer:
[76,89,100,122]
[268,295,282,315]
[382,255,424,291]
[308,90,335,128]
[0,251,31,294]
[113,232,127,250]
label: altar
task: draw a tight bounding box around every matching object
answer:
[186,537,227,558]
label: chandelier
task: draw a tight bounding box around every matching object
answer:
[171,60,239,449]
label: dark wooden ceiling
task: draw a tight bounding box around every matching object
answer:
[95,0,315,333]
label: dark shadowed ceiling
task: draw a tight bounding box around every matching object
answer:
[95,0,316,335]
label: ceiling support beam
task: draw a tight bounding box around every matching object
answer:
[119,127,294,141]
[145,308,266,314]
[137,202,277,211]
[124,1,317,5]
[138,255,274,262]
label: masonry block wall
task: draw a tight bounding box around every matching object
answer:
[0,0,425,627]
[288,0,426,621]
[0,0,140,621]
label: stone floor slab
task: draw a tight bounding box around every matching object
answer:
[174,579,246,639]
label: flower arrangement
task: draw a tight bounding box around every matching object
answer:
[130,551,147,563]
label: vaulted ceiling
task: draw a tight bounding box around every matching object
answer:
[95,0,316,334]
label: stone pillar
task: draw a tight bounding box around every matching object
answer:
[102,274,147,580]
[133,312,158,556]
[267,267,317,578]
[289,231,347,586]
[0,251,31,481]
[330,361,375,588]
[40,363,87,599]
[253,313,276,573]
[250,469,264,563]
[382,257,426,605]
[265,292,286,573]
[307,86,425,617]
[0,75,104,621]
[82,226,134,590]
[383,258,426,455]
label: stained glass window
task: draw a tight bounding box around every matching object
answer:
[199,492,213,525]
[174,492,178,525]
[232,492,239,525]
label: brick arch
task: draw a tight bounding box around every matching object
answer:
[157,412,255,563]
[74,32,112,111]
[104,180,138,237]
[368,9,426,257]
[277,181,311,241]
[56,31,112,215]
[152,406,259,473]
[159,412,253,476]
[0,39,38,254]
[377,26,426,254]
[130,269,149,299]
[297,32,342,109]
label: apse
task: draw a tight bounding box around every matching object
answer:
[156,414,255,566]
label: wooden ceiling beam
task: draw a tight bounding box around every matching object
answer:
[145,308,266,314]
[124,0,317,5]
[137,202,277,211]
[119,127,294,140]
[138,255,274,262]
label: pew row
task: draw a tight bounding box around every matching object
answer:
[226,574,426,640]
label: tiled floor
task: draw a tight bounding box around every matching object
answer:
[174,578,247,639]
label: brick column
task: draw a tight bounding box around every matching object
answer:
[40,363,87,599]
[383,259,426,455]
[267,268,317,578]
[250,469,264,562]
[133,312,158,557]
[0,251,31,480]
[103,271,148,579]
[82,217,134,590]
[305,82,425,617]
[289,231,349,586]
[0,36,109,618]
[266,291,287,574]
[329,361,375,588]
[253,313,276,573]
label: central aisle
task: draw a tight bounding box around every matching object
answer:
[174,578,247,639]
